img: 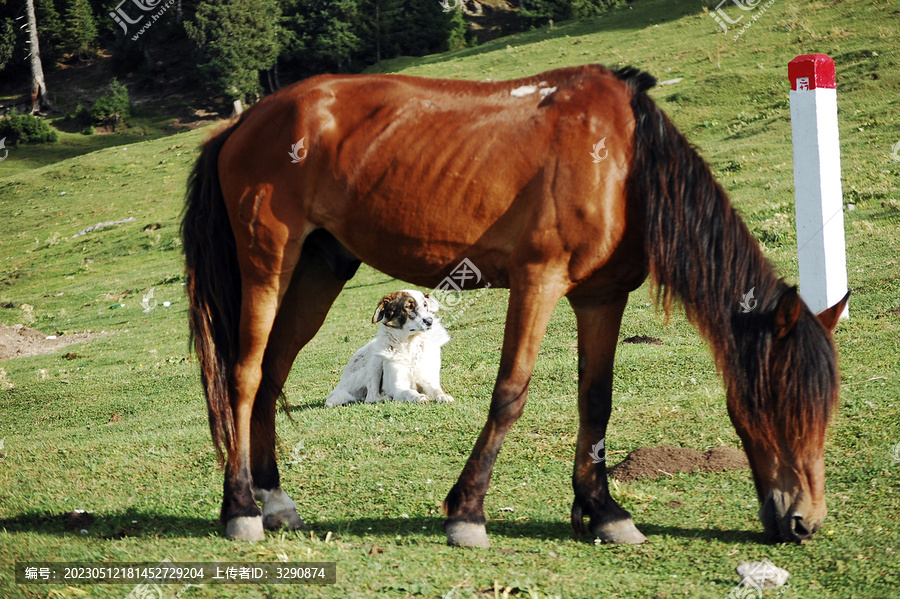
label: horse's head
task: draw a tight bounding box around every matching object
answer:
[728,287,849,543]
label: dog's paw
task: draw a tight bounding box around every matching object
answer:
[393,390,427,403]
[325,391,354,407]
[364,392,385,404]
[435,393,455,403]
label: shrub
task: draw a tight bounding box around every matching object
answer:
[72,104,91,124]
[0,113,59,145]
[90,78,131,128]
[61,106,93,134]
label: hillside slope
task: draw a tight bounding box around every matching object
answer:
[0,1,898,597]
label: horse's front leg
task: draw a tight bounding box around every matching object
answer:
[443,273,568,548]
[569,296,646,544]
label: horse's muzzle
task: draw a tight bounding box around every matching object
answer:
[760,497,823,543]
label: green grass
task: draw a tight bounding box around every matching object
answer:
[1,0,899,597]
[0,103,189,180]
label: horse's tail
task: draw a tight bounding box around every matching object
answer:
[182,118,245,465]
[615,66,772,339]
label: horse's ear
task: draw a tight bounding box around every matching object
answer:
[774,286,802,340]
[372,298,388,324]
[817,289,850,332]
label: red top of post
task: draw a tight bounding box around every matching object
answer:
[788,54,836,91]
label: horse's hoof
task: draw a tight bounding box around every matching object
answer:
[264,509,307,531]
[592,518,647,544]
[445,521,491,548]
[225,516,265,541]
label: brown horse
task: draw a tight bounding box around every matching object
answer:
[182,64,849,545]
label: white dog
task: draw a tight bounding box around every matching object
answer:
[325,289,454,406]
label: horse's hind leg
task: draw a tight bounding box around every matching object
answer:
[223,267,290,541]
[249,244,350,531]
[222,187,314,541]
[569,296,646,544]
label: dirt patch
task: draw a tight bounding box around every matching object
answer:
[876,306,900,318]
[608,445,749,483]
[0,324,104,361]
[621,335,663,345]
[464,1,520,45]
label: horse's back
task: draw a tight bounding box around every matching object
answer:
[218,65,640,289]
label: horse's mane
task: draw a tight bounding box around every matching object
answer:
[615,66,838,453]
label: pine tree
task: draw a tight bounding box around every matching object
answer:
[517,0,615,30]
[0,18,14,73]
[279,0,465,78]
[384,0,466,57]
[358,0,402,63]
[35,0,65,65]
[64,0,98,58]
[278,0,362,77]
[185,0,282,103]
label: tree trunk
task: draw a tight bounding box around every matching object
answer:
[265,60,282,93]
[25,0,52,113]
[144,44,155,70]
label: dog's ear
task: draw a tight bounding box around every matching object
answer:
[372,297,388,324]
[423,293,438,313]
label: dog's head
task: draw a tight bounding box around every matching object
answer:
[372,290,439,335]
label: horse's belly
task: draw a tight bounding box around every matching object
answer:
[326,201,516,290]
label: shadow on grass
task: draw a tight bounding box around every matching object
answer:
[0,508,218,539]
[1,510,768,545]
[286,402,322,414]
[0,133,165,178]
[320,516,768,546]
[343,276,398,291]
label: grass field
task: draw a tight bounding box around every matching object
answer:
[1,0,899,597]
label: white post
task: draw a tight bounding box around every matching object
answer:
[788,54,849,318]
